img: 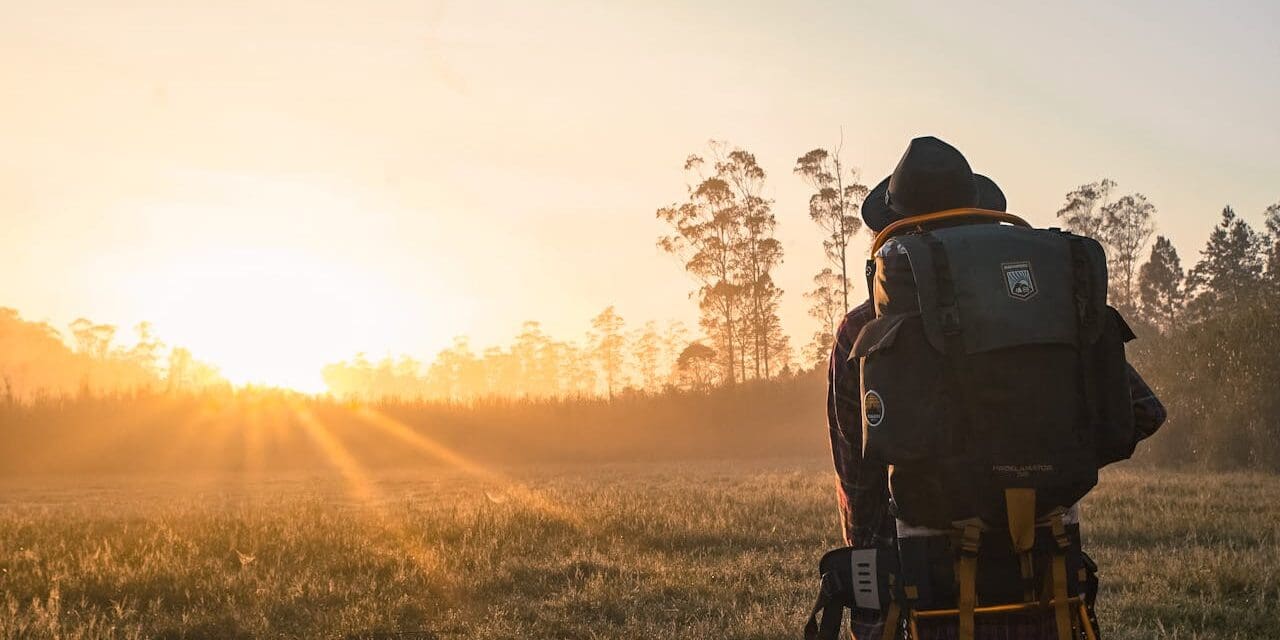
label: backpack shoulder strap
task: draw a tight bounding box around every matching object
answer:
[803,571,847,640]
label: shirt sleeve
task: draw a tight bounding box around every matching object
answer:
[1127,363,1167,442]
[827,303,892,548]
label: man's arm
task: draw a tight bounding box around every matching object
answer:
[827,302,892,548]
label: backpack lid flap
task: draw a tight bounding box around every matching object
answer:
[891,235,947,353]
[931,225,1081,353]
[850,313,918,360]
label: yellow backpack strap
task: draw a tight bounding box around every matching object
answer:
[880,572,901,640]
[1079,600,1099,640]
[1049,512,1074,640]
[870,208,1033,255]
[955,519,983,640]
[880,600,901,640]
[1005,488,1037,601]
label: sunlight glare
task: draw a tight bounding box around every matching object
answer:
[129,246,417,393]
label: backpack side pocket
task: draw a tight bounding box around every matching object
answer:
[854,313,952,464]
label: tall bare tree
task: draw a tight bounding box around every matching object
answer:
[804,268,846,367]
[713,145,784,379]
[481,345,519,396]
[661,320,689,387]
[1101,193,1157,311]
[631,321,663,393]
[515,321,558,397]
[426,337,482,400]
[1057,180,1155,310]
[590,306,626,400]
[657,143,748,385]
[559,341,597,398]
[794,142,868,312]
[1055,179,1117,239]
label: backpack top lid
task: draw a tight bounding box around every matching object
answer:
[869,208,1108,356]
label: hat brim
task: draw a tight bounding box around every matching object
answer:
[861,173,1007,233]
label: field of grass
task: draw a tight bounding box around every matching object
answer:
[1,461,1276,639]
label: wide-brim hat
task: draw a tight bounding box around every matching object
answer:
[861,136,1007,233]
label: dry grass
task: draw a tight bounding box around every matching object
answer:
[0,461,1276,639]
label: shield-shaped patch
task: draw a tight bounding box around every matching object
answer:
[1002,261,1037,300]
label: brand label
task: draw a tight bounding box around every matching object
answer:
[1002,261,1038,300]
[992,464,1055,478]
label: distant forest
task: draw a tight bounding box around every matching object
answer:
[2,141,1278,470]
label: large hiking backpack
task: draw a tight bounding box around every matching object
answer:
[848,208,1136,639]
[856,208,1136,528]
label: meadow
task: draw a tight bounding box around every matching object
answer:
[1,460,1276,640]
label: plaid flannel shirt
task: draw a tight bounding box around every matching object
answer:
[827,299,1167,639]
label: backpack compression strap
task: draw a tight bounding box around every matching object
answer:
[871,208,1031,255]
[1050,513,1075,640]
[803,570,846,640]
[1006,488,1038,602]
[955,519,984,640]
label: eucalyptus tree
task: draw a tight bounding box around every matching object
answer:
[657,144,748,384]
[1101,193,1157,311]
[714,145,784,379]
[804,267,846,366]
[794,145,867,312]
[590,306,626,400]
[1055,178,1117,239]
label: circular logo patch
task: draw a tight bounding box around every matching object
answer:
[864,390,885,427]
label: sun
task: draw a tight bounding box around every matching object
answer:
[128,247,408,393]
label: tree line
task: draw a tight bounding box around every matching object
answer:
[0,309,225,402]
[1074,186,1280,469]
[2,137,1279,472]
[325,139,872,399]
[320,310,705,401]
[321,139,1280,420]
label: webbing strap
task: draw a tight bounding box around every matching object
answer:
[923,233,971,454]
[1079,601,1100,640]
[1067,236,1100,437]
[956,520,982,640]
[924,235,961,343]
[865,258,878,311]
[1050,514,1074,640]
[1005,488,1037,601]
[1066,235,1100,342]
[803,572,845,640]
[880,600,901,640]
[1005,488,1036,552]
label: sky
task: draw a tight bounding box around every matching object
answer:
[2,0,1277,390]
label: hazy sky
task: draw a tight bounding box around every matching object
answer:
[3,0,1277,389]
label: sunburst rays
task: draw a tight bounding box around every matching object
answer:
[290,400,443,576]
[350,405,584,528]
